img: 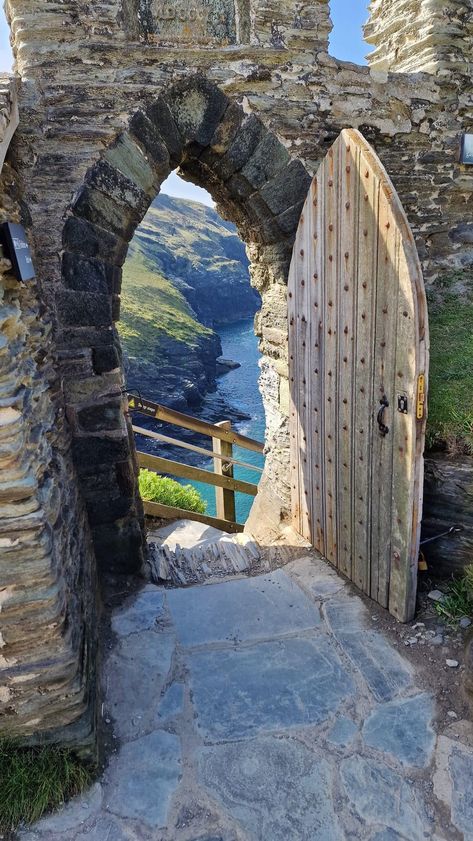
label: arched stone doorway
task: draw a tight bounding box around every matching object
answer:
[60,76,311,573]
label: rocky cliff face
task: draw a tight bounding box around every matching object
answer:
[135,193,260,326]
[120,194,260,410]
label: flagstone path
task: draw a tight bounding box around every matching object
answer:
[20,552,473,841]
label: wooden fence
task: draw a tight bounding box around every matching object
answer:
[128,394,265,533]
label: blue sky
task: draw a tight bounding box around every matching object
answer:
[0,1,368,205]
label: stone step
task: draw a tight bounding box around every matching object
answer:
[148,519,267,586]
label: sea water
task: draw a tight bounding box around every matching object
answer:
[188,317,266,523]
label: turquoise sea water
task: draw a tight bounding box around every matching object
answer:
[187,318,266,523]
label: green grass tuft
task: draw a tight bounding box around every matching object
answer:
[0,742,91,833]
[434,575,473,626]
[426,270,473,453]
[139,469,207,514]
[465,565,473,601]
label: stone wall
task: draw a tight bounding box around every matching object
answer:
[0,80,98,744]
[365,0,473,75]
[1,0,473,743]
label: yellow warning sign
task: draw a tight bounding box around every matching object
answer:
[417,374,426,420]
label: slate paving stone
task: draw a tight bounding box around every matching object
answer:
[362,693,435,767]
[327,716,358,747]
[286,556,347,599]
[338,631,412,701]
[158,682,185,720]
[340,756,432,841]
[30,783,103,834]
[449,747,473,838]
[167,569,321,647]
[74,815,132,840]
[372,830,408,841]
[187,635,354,740]
[105,630,175,739]
[111,585,166,636]
[200,736,344,841]
[105,731,182,829]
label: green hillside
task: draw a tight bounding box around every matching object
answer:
[130,194,259,328]
[119,249,212,365]
[118,193,258,408]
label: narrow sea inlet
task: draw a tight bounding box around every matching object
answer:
[184,317,266,523]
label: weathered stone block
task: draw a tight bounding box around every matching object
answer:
[116,460,137,497]
[129,111,171,176]
[73,186,139,240]
[204,101,245,157]
[56,290,112,328]
[103,132,158,196]
[259,160,312,216]
[146,98,183,166]
[85,159,150,216]
[218,114,266,181]
[86,494,135,526]
[165,77,228,148]
[92,344,120,374]
[92,514,144,574]
[62,217,128,266]
[62,252,119,296]
[240,133,291,191]
[72,435,131,473]
[77,400,123,433]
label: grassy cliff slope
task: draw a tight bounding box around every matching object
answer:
[118,194,257,408]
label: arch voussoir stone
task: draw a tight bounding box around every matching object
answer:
[63,217,129,266]
[62,253,121,296]
[103,133,160,197]
[73,184,141,240]
[129,111,172,177]
[163,76,230,150]
[85,159,151,218]
[259,158,312,216]
[145,98,183,166]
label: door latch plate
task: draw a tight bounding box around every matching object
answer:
[398,395,408,414]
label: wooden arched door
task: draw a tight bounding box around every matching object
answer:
[288,129,429,622]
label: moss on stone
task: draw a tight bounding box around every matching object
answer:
[426,269,473,453]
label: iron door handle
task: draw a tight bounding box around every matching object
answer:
[377,396,389,437]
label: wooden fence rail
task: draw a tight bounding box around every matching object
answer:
[129,393,264,533]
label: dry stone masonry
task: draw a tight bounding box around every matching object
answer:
[0,0,472,744]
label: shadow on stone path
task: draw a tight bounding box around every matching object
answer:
[20,554,473,841]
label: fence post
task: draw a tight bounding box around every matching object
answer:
[212,420,236,523]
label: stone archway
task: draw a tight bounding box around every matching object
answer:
[60,76,312,573]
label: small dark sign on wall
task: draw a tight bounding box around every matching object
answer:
[0,222,36,282]
[460,133,473,165]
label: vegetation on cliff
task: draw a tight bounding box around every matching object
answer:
[427,269,473,453]
[138,469,207,514]
[119,250,213,365]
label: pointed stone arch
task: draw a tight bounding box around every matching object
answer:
[60,76,312,572]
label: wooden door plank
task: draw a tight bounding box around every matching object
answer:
[369,189,399,607]
[288,203,304,537]
[311,176,325,554]
[336,137,358,580]
[351,141,380,595]
[322,142,340,568]
[388,226,429,621]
